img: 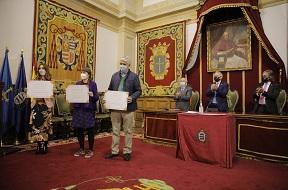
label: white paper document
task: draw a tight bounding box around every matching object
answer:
[66,85,89,103]
[27,80,53,98]
[103,90,129,110]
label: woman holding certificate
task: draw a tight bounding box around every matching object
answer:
[29,63,54,154]
[72,67,99,159]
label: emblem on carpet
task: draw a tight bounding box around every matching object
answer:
[51,176,174,190]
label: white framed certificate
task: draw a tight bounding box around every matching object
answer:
[27,80,53,98]
[103,90,129,110]
[66,85,89,103]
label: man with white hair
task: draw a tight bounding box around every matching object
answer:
[174,77,192,111]
[105,56,141,161]
[253,69,280,114]
[206,71,229,112]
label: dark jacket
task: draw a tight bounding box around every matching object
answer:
[206,81,229,112]
[108,70,141,112]
[174,86,192,111]
[253,82,280,114]
[73,80,99,112]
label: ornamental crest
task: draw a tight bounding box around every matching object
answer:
[149,42,170,80]
[56,31,80,71]
[197,129,208,143]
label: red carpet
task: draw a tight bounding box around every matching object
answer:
[0,136,288,190]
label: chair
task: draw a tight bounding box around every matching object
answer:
[95,92,111,133]
[227,89,239,112]
[55,94,71,118]
[276,89,287,115]
[53,94,73,139]
[190,90,199,111]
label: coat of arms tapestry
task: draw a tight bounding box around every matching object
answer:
[33,0,97,89]
[137,22,185,96]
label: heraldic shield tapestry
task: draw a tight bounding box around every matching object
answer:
[33,0,97,89]
[137,22,185,96]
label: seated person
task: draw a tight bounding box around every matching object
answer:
[253,69,280,115]
[206,71,229,112]
[174,78,192,111]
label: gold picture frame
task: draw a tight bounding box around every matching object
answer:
[207,19,251,72]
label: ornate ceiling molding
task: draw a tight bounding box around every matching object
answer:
[83,0,200,21]
[56,0,286,33]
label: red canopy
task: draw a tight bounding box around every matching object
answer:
[183,0,286,83]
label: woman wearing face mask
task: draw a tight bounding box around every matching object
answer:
[29,63,54,154]
[174,77,192,111]
[206,71,229,112]
[72,67,99,158]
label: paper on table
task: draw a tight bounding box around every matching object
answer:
[66,85,89,103]
[27,80,53,98]
[103,90,129,110]
[186,111,227,115]
[186,111,199,114]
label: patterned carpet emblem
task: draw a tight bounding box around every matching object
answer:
[51,177,174,190]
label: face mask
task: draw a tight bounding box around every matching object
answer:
[180,82,186,87]
[39,69,46,76]
[214,76,220,82]
[81,73,88,80]
[120,65,128,74]
[262,78,269,83]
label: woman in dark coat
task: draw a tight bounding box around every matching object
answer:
[72,67,99,158]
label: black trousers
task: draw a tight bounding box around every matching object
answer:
[76,128,94,151]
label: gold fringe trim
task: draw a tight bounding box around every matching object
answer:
[199,3,258,18]
[241,8,280,64]
[186,17,204,69]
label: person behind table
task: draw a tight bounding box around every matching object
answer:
[72,67,99,158]
[29,63,54,154]
[253,69,280,115]
[174,77,192,111]
[206,71,229,112]
[105,56,141,161]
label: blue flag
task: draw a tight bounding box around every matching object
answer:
[0,49,14,137]
[14,53,30,134]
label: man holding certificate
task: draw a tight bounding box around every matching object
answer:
[105,56,141,161]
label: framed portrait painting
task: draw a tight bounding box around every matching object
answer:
[207,19,251,72]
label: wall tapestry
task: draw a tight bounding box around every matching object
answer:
[33,0,97,89]
[137,22,185,96]
[207,19,251,72]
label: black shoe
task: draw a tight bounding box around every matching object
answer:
[123,153,131,161]
[105,153,119,159]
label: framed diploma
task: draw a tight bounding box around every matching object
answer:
[27,80,53,98]
[66,85,89,103]
[103,90,129,110]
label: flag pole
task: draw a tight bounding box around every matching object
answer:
[14,49,25,146]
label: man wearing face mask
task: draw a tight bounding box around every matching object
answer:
[105,56,141,161]
[72,67,99,158]
[253,69,280,114]
[174,78,192,111]
[206,71,229,112]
